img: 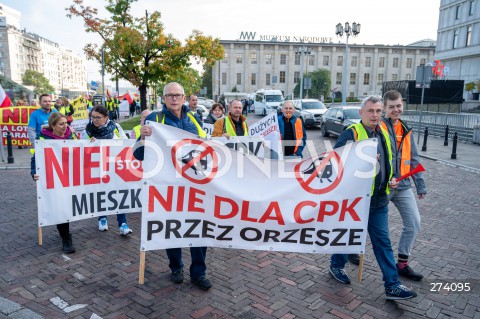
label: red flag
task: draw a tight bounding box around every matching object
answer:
[106,89,111,99]
[117,92,133,104]
[396,164,425,182]
[0,84,13,108]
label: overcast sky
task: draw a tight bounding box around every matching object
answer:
[2,0,440,84]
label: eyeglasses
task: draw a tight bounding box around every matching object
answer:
[91,116,106,120]
[165,94,184,100]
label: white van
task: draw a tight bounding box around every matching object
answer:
[254,89,283,116]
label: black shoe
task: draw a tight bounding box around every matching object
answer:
[171,270,184,283]
[62,235,75,254]
[397,265,424,281]
[348,254,360,265]
[191,276,212,290]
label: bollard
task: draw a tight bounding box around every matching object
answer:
[451,132,457,159]
[6,131,14,164]
[421,127,428,152]
[444,125,449,146]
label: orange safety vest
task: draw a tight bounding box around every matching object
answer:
[380,121,411,176]
[292,118,304,154]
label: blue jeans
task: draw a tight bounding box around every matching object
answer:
[98,214,127,227]
[390,188,421,257]
[166,247,207,280]
[331,204,400,289]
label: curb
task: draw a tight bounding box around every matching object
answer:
[0,297,44,319]
[419,154,480,174]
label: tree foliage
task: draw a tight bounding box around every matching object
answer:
[164,67,202,97]
[22,70,55,94]
[200,64,213,99]
[293,68,331,99]
[66,0,224,109]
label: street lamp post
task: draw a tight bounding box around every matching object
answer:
[335,22,361,106]
[295,45,311,100]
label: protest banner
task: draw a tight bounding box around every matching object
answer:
[138,123,377,283]
[35,139,143,232]
[249,112,283,159]
[69,97,90,132]
[0,106,38,146]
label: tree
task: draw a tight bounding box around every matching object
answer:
[163,66,202,97]
[200,64,213,99]
[66,0,224,110]
[293,69,331,99]
[22,70,55,94]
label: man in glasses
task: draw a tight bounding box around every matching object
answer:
[133,82,210,290]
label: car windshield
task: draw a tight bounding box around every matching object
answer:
[344,109,361,119]
[266,95,283,102]
[302,101,326,110]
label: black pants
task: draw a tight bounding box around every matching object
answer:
[57,223,70,239]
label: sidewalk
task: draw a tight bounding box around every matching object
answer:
[1,134,479,318]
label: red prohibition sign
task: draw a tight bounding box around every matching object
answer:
[171,139,218,184]
[294,151,344,194]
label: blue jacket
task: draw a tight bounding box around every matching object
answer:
[277,114,306,157]
[133,104,198,161]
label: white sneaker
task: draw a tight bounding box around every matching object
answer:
[119,223,133,236]
[98,218,108,231]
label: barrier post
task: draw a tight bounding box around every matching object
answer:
[6,131,14,164]
[421,127,428,152]
[444,125,449,146]
[451,132,458,159]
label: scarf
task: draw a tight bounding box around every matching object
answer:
[40,126,76,140]
[211,113,225,121]
[86,120,118,139]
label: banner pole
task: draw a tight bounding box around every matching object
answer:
[357,254,364,282]
[139,250,146,284]
[38,227,43,246]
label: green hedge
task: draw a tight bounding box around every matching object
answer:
[118,116,140,131]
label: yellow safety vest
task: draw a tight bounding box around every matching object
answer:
[224,117,248,137]
[133,125,141,139]
[349,122,393,194]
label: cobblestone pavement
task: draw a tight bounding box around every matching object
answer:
[0,124,479,318]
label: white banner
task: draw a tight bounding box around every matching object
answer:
[140,123,377,254]
[203,123,214,139]
[35,139,143,227]
[249,112,283,159]
[211,136,265,158]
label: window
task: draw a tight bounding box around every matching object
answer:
[294,54,300,65]
[250,52,257,64]
[466,26,472,46]
[456,5,460,19]
[323,56,329,66]
[350,73,356,85]
[453,29,459,48]
[294,71,300,83]
[308,55,315,66]
[406,74,411,80]
[406,58,412,68]
[236,53,243,63]
[337,56,343,66]
[265,54,272,64]
[379,57,385,68]
[377,74,384,85]
[420,58,426,65]
[266,73,271,86]
[365,57,371,67]
[363,73,370,85]
[469,1,474,15]
[351,56,357,67]
[336,72,342,84]
[221,72,226,85]
[251,73,256,85]
[391,74,398,81]
[237,73,241,85]
[280,54,286,65]
[222,53,228,63]
[393,58,399,68]
[280,71,286,83]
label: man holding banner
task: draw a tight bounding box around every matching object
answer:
[212,100,248,138]
[134,82,211,290]
[278,101,306,157]
[329,95,417,300]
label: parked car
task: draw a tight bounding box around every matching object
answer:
[320,106,361,137]
[197,97,214,110]
[196,104,209,121]
[292,99,328,128]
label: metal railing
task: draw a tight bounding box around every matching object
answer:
[401,111,480,142]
